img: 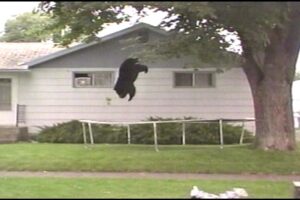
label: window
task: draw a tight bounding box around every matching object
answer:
[73,71,115,88]
[174,71,215,88]
[0,79,11,110]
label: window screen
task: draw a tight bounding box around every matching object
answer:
[174,72,215,88]
[174,73,193,87]
[0,79,11,110]
[93,72,114,87]
[195,73,214,87]
[73,71,114,88]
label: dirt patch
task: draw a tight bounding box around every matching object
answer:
[0,171,299,181]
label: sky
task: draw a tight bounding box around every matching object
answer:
[0,1,299,73]
[0,1,168,36]
[0,2,39,34]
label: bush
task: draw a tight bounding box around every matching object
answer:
[36,117,254,144]
[36,120,83,143]
[36,121,127,144]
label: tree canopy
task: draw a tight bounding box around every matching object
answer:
[0,12,57,42]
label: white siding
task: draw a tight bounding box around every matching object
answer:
[16,29,255,133]
[18,67,255,133]
[0,73,18,125]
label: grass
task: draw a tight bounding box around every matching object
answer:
[0,143,297,198]
[0,177,293,198]
[0,143,299,174]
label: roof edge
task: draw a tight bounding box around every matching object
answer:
[0,65,30,72]
[25,23,170,68]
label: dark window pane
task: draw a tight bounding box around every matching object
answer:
[175,73,193,87]
[195,73,213,87]
[0,79,11,110]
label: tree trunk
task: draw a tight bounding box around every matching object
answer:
[250,68,295,151]
[242,54,296,151]
[239,4,300,151]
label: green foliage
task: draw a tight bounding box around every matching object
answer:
[37,2,294,63]
[38,2,130,46]
[36,2,299,69]
[0,12,58,42]
[36,118,254,145]
[35,120,83,143]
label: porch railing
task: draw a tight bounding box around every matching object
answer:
[16,104,26,127]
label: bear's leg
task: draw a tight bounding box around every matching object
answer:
[128,85,136,101]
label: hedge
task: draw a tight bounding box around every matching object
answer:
[35,117,254,144]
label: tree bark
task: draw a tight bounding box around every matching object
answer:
[240,6,300,151]
[249,67,295,151]
[242,50,296,151]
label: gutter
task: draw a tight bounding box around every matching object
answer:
[0,65,30,72]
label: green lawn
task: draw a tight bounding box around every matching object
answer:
[0,177,293,198]
[0,143,299,174]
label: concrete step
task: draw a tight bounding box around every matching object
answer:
[0,126,28,143]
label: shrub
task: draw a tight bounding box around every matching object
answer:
[36,117,254,144]
[36,120,83,143]
[36,121,127,144]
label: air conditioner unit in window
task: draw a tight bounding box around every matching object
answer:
[75,77,92,87]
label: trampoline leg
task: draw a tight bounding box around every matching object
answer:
[239,121,245,145]
[219,119,224,149]
[153,122,159,152]
[127,124,131,145]
[82,122,87,145]
[182,122,186,145]
[88,122,94,145]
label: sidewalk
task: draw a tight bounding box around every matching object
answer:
[0,171,300,181]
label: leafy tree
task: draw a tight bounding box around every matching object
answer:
[38,2,300,151]
[0,12,58,42]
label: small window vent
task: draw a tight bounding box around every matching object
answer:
[137,30,149,43]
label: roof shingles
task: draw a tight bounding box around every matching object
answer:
[0,42,64,69]
[0,23,167,70]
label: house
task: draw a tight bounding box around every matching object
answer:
[0,23,255,139]
[293,80,300,128]
[295,112,300,128]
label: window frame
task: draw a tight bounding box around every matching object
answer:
[0,78,12,111]
[72,71,115,88]
[173,71,216,88]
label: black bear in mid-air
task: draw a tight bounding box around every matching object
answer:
[114,58,148,101]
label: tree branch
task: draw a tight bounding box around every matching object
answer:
[284,5,300,83]
[239,33,265,88]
